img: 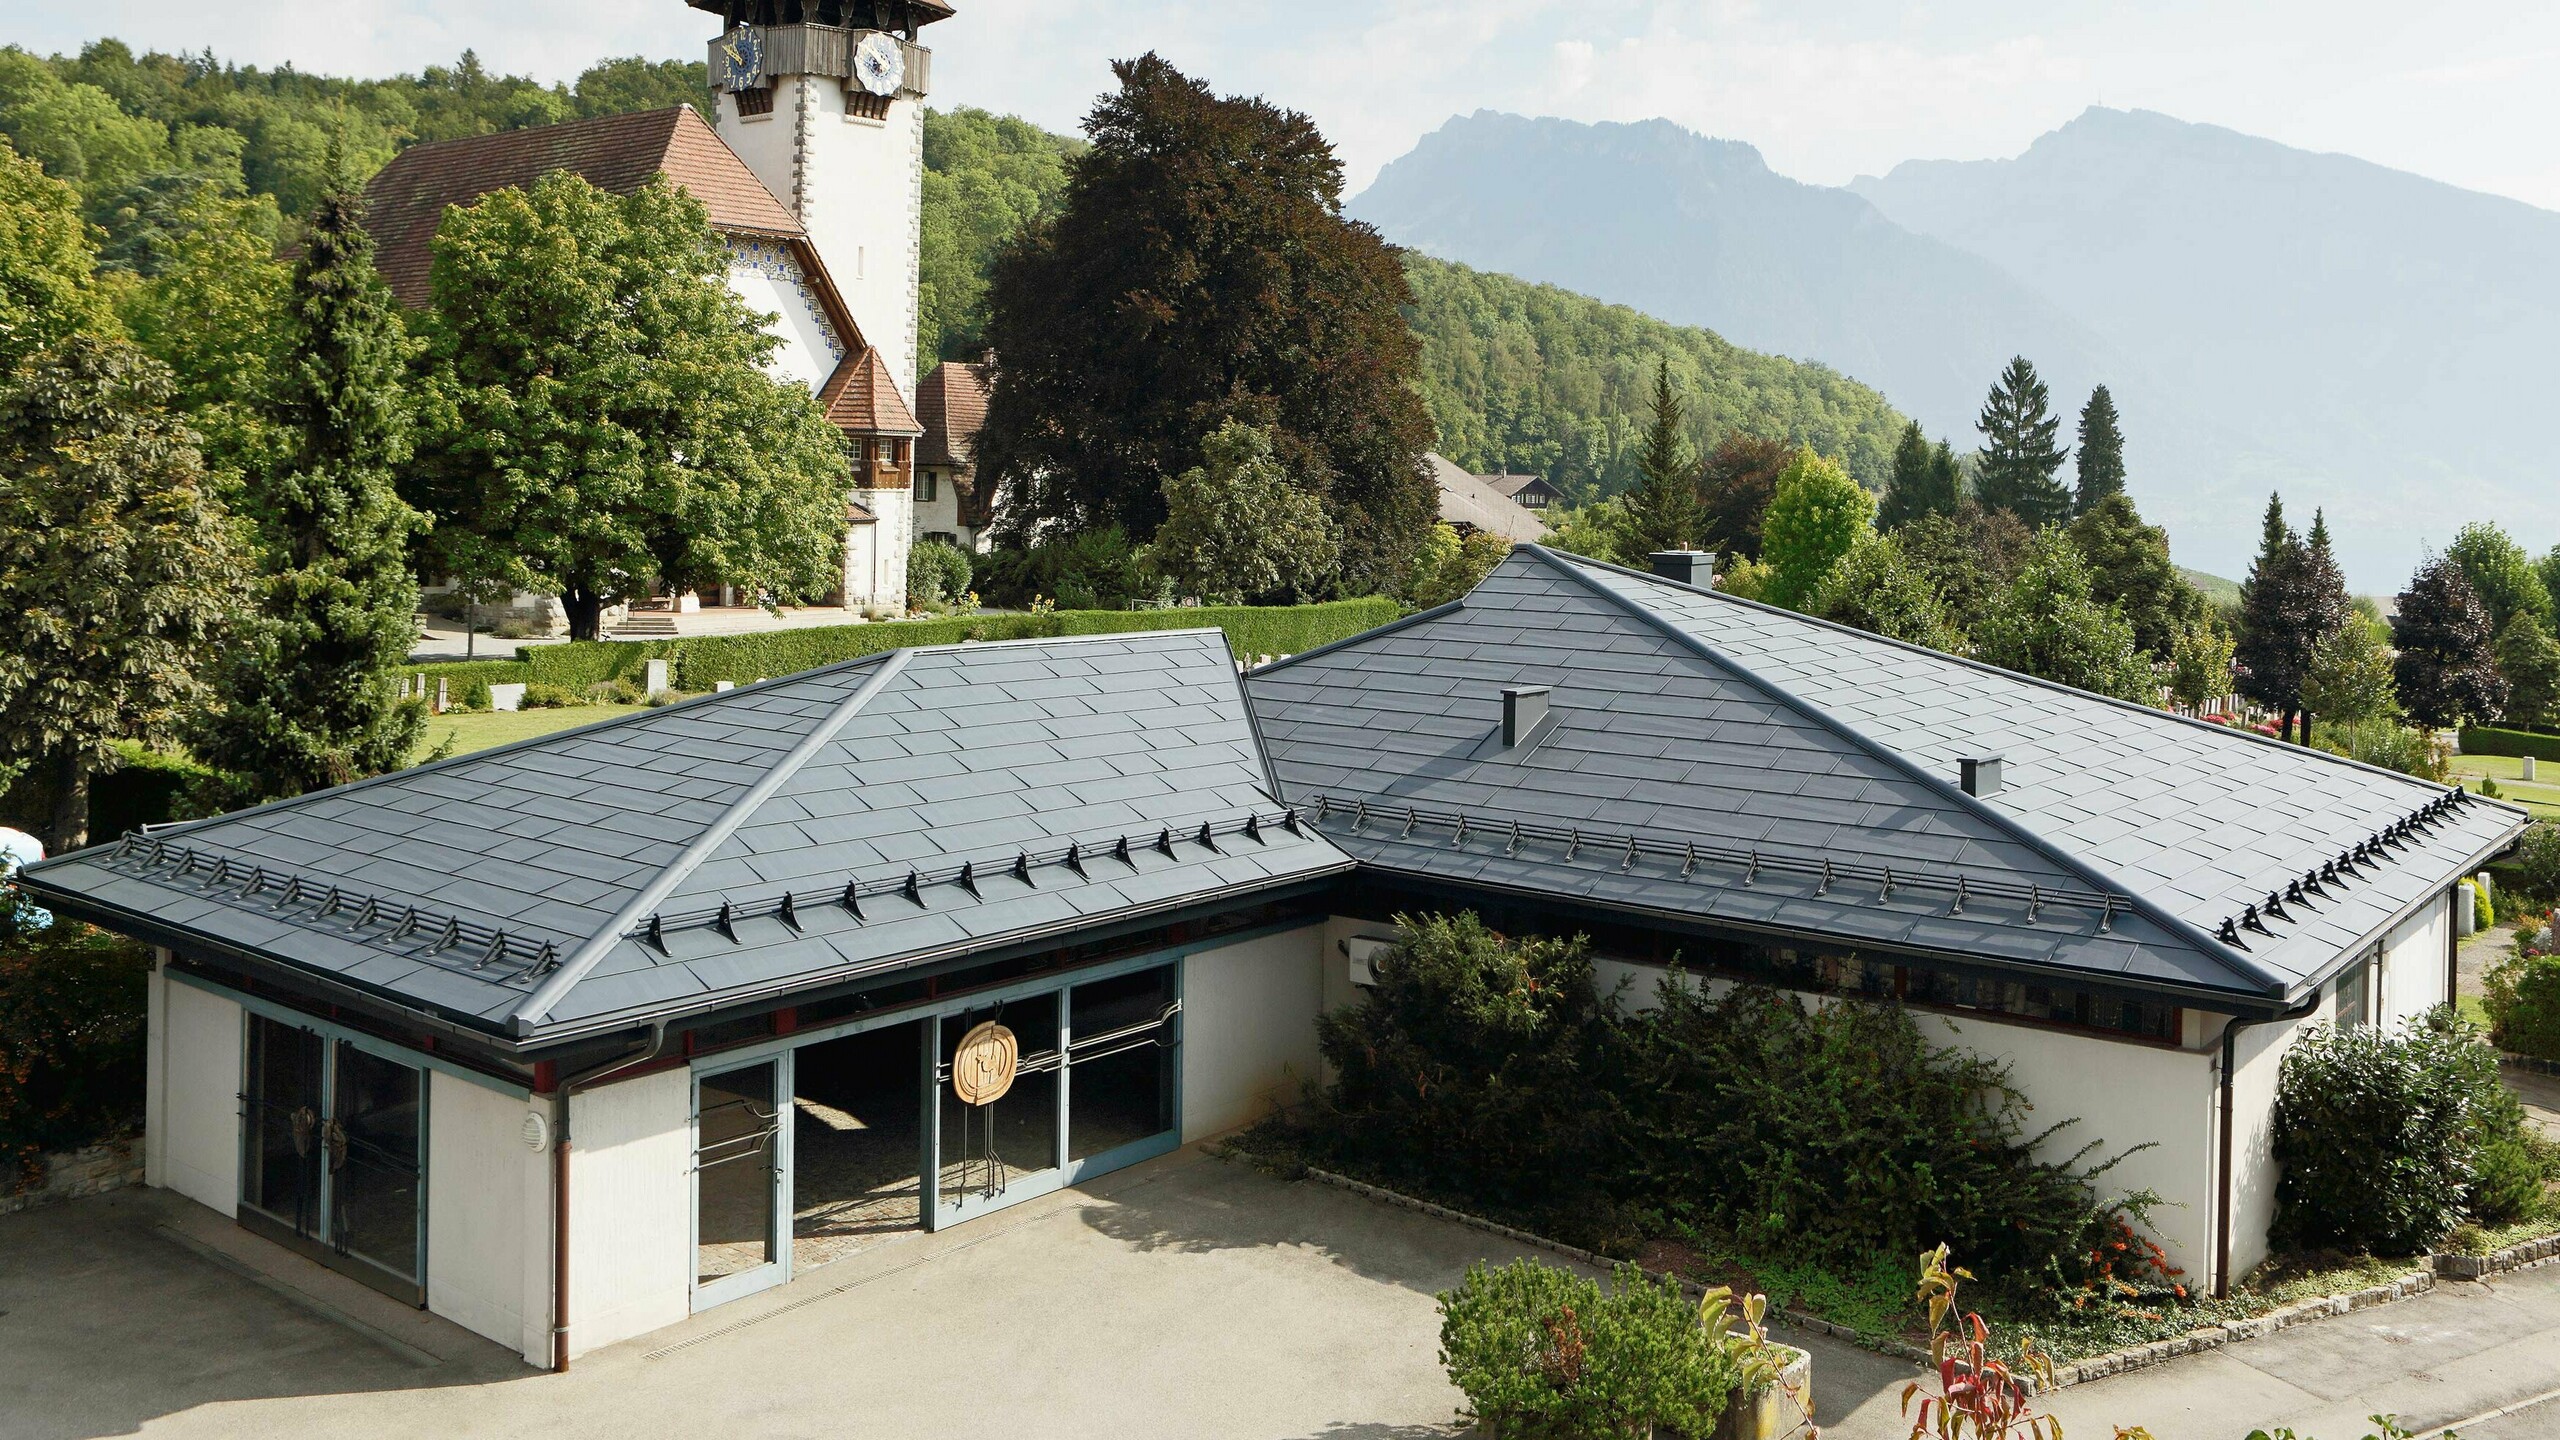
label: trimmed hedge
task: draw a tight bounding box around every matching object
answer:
[405,598,1402,693]
[2462,726,2560,763]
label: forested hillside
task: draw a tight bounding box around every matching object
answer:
[2,39,1907,497]
[1405,254,1904,498]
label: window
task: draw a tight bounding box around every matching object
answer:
[917,470,939,503]
[875,439,897,465]
[2333,956,2372,1028]
[735,86,775,118]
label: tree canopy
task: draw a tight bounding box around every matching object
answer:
[2393,554,2505,730]
[405,171,851,640]
[1144,419,1340,605]
[2068,492,2204,660]
[2072,385,2125,516]
[1972,528,2154,703]
[1877,419,1960,530]
[917,106,1078,376]
[1809,533,1961,651]
[0,136,108,377]
[0,336,245,850]
[975,54,1435,596]
[2446,521,2553,635]
[1759,447,1874,611]
[2495,612,2560,732]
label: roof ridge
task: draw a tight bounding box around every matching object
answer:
[1558,549,2476,802]
[509,649,918,1032]
[1522,545,2287,998]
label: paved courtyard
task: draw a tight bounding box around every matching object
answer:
[3,1146,2558,1440]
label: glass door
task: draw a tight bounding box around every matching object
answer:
[1067,965,1180,1169]
[238,1015,428,1304]
[934,998,1062,1226]
[694,1059,787,1309]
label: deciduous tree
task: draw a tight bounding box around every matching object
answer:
[1695,433,1792,560]
[2167,621,2237,712]
[974,54,1434,595]
[1809,533,1962,651]
[0,137,109,378]
[1759,447,1873,611]
[2302,612,2399,726]
[1972,528,2154,702]
[2496,613,2560,731]
[1144,419,1340,605]
[406,172,851,640]
[2072,385,2125,516]
[1973,355,2070,528]
[1876,420,1960,530]
[1621,359,1703,557]
[2067,492,2203,660]
[0,337,245,851]
[112,187,286,494]
[192,180,424,800]
[2447,521,2553,635]
[1893,500,2033,633]
[2393,555,2506,731]
[1407,523,1511,610]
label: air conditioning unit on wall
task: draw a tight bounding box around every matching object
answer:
[1341,935,1395,987]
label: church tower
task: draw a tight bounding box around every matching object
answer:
[695,0,948,404]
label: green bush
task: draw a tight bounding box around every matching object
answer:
[2512,823,2560,903]
[520,683,581,709]
[2485,925,2560,1060]
[907,539,976,610]
[2315,719,2449,782]
[2270,1011,2516,1253]
[2460,726,2560,762]
[1438,1258,1737,1440]
[976,527,1148,609]
[398,659,538,694]
[2465,876,2497,929]
[1,907,150,1180]
[1630,978,2115,1284]
[1311,914,1631,1233]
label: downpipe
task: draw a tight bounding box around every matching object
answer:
[550,1022,668,1374]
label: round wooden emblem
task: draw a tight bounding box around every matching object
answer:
[951,1021,1018,1106]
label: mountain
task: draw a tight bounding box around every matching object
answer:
[1849,106,2560,588]
[1402,253,1908,499]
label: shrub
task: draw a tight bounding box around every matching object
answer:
[907,539,975,611]
[2459,725,2560,761]
[520,683,581,709]
[2270,1011,2509,1253]
[1,899,150,1182]
[1437,1258,1737,1440]
[2465,875,2497,929]
[1311,915,1631,1233]
[1629,978,2114,1282]
[976,527,1149,610]
[2512,823,2560,903]
[2315,718,2450,781]
[2485,919,2560,1059]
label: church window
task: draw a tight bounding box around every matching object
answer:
[918,471,939,503]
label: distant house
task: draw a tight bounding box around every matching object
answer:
[365,105,927,618]
[1427,452,1551,543]
[1482,469,1563,511]
[913,357,996,552]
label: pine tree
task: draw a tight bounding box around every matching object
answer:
[2073,385,2125,516]
[1878,419,1959,529]
[2235,494,2313,739]
[193,179,427,800]
[2294,510,2355,744]
[1621,359,1703,557]
[2394,555,2505,730]
[1973,355,2071,528]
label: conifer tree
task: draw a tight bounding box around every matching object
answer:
[2394,555,2506,730]
[2235,494,2314,740]
[2293,509,2355,744]
[2073,385,2125,516]
[1973,355,2071,528]
[1878,419,1960,529]
[2067,492,2205,661]
[1621,359,1703,558]
[194,179,427,800]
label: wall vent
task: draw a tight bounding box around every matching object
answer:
[1648,551,1717,587]
[1960,756,2006,797]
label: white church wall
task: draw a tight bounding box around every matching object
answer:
[726,240,847,392]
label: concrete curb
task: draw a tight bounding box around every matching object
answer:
[2435,1231,2560,1280]
[2499,1051,2560,1077]
[1210,1145,2482,1394]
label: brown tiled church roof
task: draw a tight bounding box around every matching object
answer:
[362,106,802,308]
[819,350,923,436]
[915,359,993,468]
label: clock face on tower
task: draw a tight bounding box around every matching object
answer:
[716,25,762,92]
[854,31,905,98]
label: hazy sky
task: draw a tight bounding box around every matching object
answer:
[15,1,2560,204]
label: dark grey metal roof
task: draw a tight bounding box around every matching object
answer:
[25,632,1351,1044]
[1246,548,2526,1009]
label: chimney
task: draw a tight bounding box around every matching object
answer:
[1960,756,2005,797]
[1502,686,1551,748]
[1649,551,1716,588]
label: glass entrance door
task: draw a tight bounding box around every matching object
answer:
[693,1059,786,1309]
[238,1015,427,1304]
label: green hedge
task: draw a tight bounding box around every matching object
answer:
[2462,726,2560,762]
[444,599,1400,692]
[396,658,537,692]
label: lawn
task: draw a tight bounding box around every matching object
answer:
[2452,754,2560,819]
[415,704,648,762]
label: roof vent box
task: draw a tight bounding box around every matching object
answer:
[1960,756,2006,797]
[1649,550,1717,588]
[1502,686,1552,748]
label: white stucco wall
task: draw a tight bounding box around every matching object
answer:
[2378,891,2452,1025]
[566,1066,693,1358]
[2218,1003,2321,1286]
[719,76,923,401]
[1180,924,1327,1141]
[849,486,912,614]
[726,243,844,392]
[427,1071,552,1367]
[153,973,241,1216]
